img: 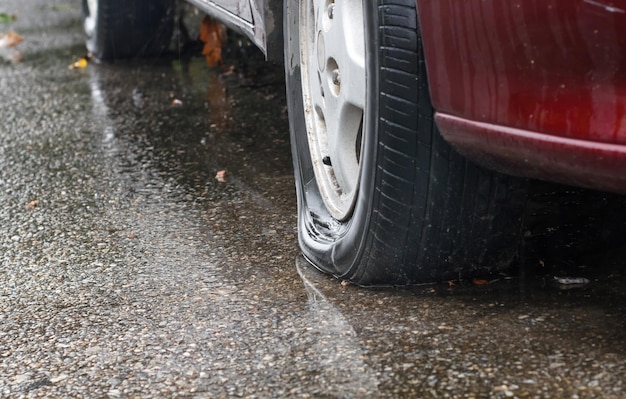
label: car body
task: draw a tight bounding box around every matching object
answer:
[417,0,626,195]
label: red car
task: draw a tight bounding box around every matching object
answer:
[81,0,626,285]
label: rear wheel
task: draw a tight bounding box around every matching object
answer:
[284,0,528,285]
[82,0,174,60]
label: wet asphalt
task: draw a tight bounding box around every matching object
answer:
[1,1,626,398]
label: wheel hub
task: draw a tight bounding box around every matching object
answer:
[300,0,365,221]
[83,0,98,39]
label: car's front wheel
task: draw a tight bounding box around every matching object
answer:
[285,0,528,285]
[82,0,174,60]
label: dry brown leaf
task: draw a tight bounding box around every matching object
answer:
[215,170,227,183]
[472,278,488,286]
[171,98,183,106]
[4,49,21,62]
[27,200,38,209]
[0,31,22,48]
[199,16,226,67]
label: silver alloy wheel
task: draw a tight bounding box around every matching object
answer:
[299,0,365,221]
[84,0,98,42]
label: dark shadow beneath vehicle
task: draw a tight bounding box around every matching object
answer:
[519,180,626,283]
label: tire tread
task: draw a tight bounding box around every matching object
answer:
[354,0,526,284]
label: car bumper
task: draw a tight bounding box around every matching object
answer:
[437,113,626,195]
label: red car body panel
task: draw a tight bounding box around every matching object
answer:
[417,0,626,193]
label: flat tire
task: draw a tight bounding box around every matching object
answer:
[285,0,528,285]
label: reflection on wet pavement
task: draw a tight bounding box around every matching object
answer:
[296,258,381,396]
[297,254,626,397]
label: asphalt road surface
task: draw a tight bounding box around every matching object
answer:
[1,1,625,398]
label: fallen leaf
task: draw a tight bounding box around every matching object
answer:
[447,280,455,287]
[472,278,488,286]
[11,51,21,61]
[199,16,226,67]
[69,56,88,70]
[171,98,183,106]
[0,13,17,23]
[215,170,227,183]
[27,200,38,209]
[0,31,22,47]
[220,64,235,77]
[2,49,21,62]
[553,276,590,286]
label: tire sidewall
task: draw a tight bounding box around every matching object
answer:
[285,0,380,280]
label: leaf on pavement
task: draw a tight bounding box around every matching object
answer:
[2,48,21,62]
[215,170,227,183]
[70,58,87,69]
[199,16,226,67]
[553,276,590,286]
[0,31,22,47]
[0,30,22,62]
[0,13,17,23]
[69,54,92,70]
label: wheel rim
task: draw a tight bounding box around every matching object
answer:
[299,0,365,221]
[83,0,98,39]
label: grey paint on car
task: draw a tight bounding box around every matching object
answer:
[185,0,283,62]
